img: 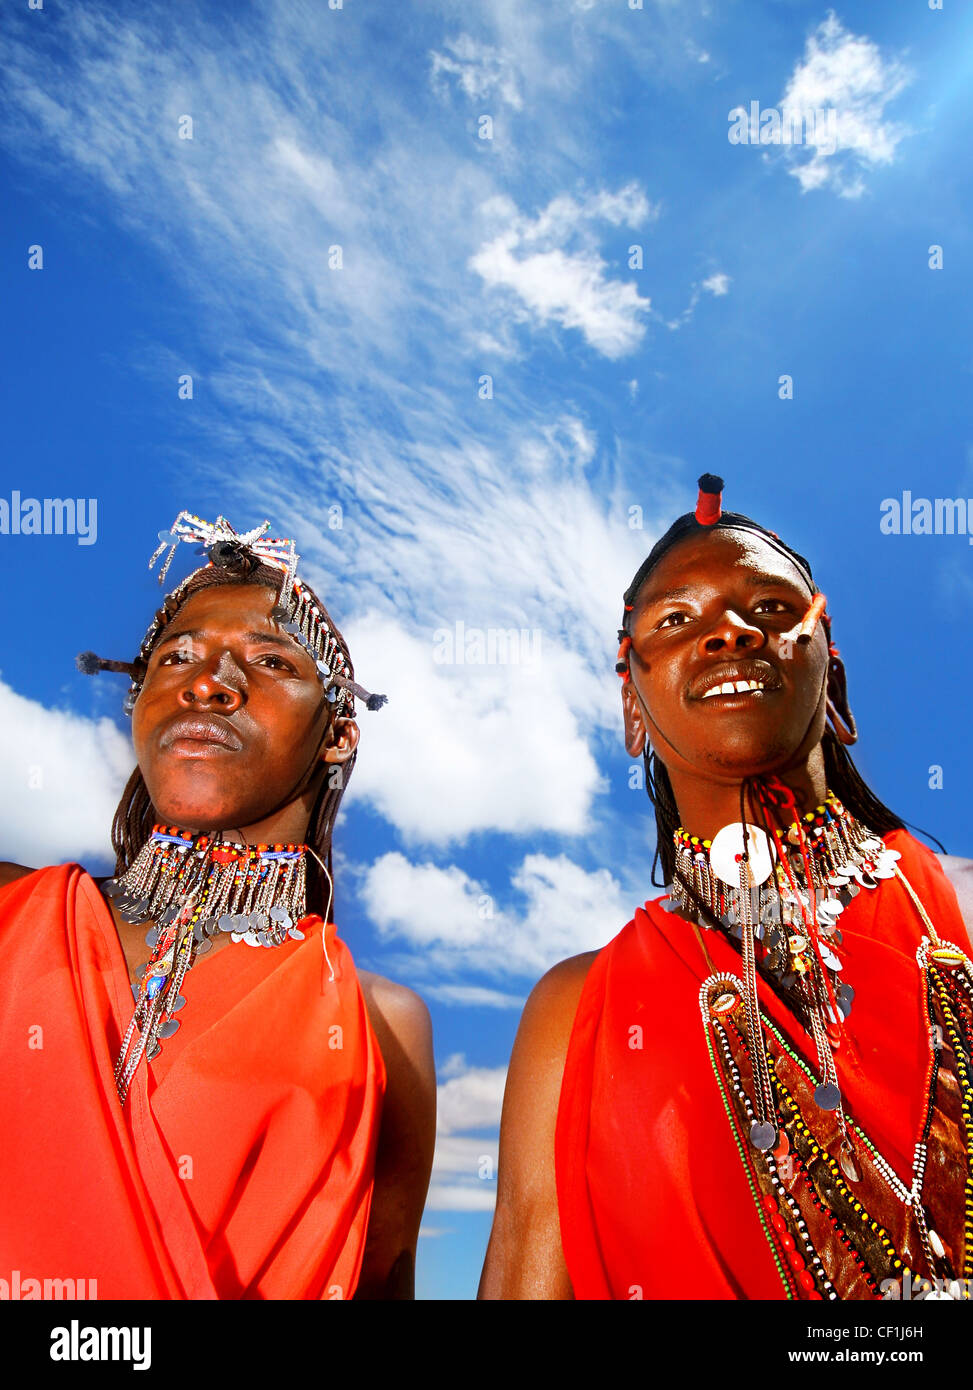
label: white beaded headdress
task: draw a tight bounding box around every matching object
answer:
[78,510,387,717]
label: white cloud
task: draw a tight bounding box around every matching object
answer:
[0,678,132,869]
[702,272,730,296]
[346,616,603,845]
[779,11,912,197]
[470,186,657,358]
[362,849,629,978]
[666,270,731,329]
[426,1055,505,1213]
[425,984,525,1009]
[438,1061,508,1133]
[430,34,523,110]
[424,1182,496,1213]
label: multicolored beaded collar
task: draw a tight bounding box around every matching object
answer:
[106,825,331,1106]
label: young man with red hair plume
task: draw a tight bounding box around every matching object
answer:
[481,476,973,1301]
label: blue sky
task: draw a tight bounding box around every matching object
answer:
[1,0,971,1300]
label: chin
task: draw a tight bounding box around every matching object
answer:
[703,737,798,777]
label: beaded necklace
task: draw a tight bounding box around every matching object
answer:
[667,793,902,1153]
[103,826,330,1106]
[678,798,973,1300]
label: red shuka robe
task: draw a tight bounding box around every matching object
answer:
[555,830,972,1300]
[0,864,385,1300]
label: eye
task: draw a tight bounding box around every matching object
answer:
[657,611,692,630]
[158,649,194,665]
[255,653,296,672]
[753,599,792,615]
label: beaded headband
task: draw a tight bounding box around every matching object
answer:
[77,511,387,718]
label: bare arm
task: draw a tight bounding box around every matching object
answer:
[478,951,597,1301]
[354,971,436,1300]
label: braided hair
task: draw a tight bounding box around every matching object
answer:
[109,559,356,920]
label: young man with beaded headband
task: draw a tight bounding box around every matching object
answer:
[0,512,436,1300]
[480,476,973,1301]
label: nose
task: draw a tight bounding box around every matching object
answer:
[698,608,766,657]
[179,651,246,710]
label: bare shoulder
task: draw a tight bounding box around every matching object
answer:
[939,854,973,927]
[940,853,973,883]
[357,969,432,1056]
[0,863,35,891]
[514,950,600,1055]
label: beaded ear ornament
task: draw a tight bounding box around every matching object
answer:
[77,510,387,717]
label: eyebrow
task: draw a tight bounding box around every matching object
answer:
[154,628,298,651]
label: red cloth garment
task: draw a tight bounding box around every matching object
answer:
[0,864,385,1300]
[555,830,972,1300]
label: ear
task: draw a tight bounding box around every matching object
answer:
[825,651,857,746]
[621,678,648,757]
[320,716,360,764]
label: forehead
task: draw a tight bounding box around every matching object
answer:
[635,529,811,609]
[165,583,278,629]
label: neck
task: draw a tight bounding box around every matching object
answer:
[665,746,828,842]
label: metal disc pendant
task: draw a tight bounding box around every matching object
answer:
[158,1019,180,1039]
[269,907,289,925]
[131,982,140,1001]
[194,937,212,955]
[709,823,775,887]
[250,912,269,932]
[854,866,879,890]
[839,1143,862,1183]
[288,926,306,941]
[230,931,245,943]
[814,1082,841,1111]
[103,879,124,899]
[144,928,160,948]
[171,995,187,1011]
[158,904,181,926]
[750,1120,777,1151]
[146,1041,162,1061]
[219,914,238,933]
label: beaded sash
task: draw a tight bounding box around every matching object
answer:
[700,944,972,1301]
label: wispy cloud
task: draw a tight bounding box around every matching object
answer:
[430,34,523,110]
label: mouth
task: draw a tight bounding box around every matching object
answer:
[690,663,782,704]
[159,716,243,753]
